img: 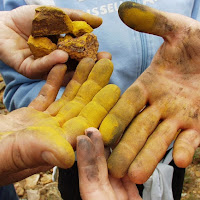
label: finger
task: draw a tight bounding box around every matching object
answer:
[55,58,114,125]
[100,82,148,147]
[85,128,114,177]
[61,71,74,87]
[118,1,194,42]
[173,129,200,168]
[46,57,95,115]
[97,52,112,60]
[104,147,111,160]
[60,58,95,100]
[109,175,128,200]
[21,50,69,79]
[85,128,105,156]
[63,8,102,28]
[63,84,120,147]
[122,175,142,200]
[128,119,179,184]
[77,130,116,200]
[28,64,67,111]
[0,127,75,178]
[107,105,161,178]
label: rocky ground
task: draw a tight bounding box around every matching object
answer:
[0,74,199,200]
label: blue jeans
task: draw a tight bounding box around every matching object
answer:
[0,184,18,200]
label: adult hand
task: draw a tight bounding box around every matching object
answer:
[77,127,142,200]
[0,5,102,79]
[99,2,200,184]
[0,58,120,186]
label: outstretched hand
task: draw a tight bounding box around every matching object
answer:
[99,2,200,183]
[0,5,102,79]
[0,58,120,186]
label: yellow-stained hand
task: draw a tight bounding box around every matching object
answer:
[0,58,120,186]
[0,5,102,79]
[99,2,200,184]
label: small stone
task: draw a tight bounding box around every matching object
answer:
[40,174,52,185]
[25,174,40,189]
[0,81,5,91]
[14,183,25,197]
[181,193,187,197]
[195,171,200,177]
[39,182,62,200]
[27,189,40,200]
[0,74,3,81]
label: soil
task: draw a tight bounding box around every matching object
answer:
[0,74,199,200]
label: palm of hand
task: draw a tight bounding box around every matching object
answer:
[100,2,200,183]
[0,107,70,169]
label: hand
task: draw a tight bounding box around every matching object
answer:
[99,2,200,184]
[77,128,142,200]
[0,5,102,79]
[0,58,120,186]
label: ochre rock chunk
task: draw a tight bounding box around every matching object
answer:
[58,33,99,61]
[71,21,93,37]
[32,6,73,37]
[28,6,99,62]
[58,34,73,43]
[27,35,57,58]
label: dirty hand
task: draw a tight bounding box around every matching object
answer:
[0,5,102,79]
[99,2,200,184]
[0,58,120,186]
[77,128,142,200]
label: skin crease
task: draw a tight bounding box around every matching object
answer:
[99,2,200,184]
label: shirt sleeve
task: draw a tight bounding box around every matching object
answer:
[191,0,200,20]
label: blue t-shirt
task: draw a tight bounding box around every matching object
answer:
[0,0,200,111]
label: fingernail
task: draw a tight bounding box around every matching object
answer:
[41,151,59,166]
[86,130,93,138]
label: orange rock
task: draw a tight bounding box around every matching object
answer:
[71,21,93,37]
[32,6,73,37]
[27,35,57,58]
[28,6,99,62]
[58,34,73,43]
[58,33,99,61]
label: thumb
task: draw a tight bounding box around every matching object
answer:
[0,128,75,175]
[118,1,197,42]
